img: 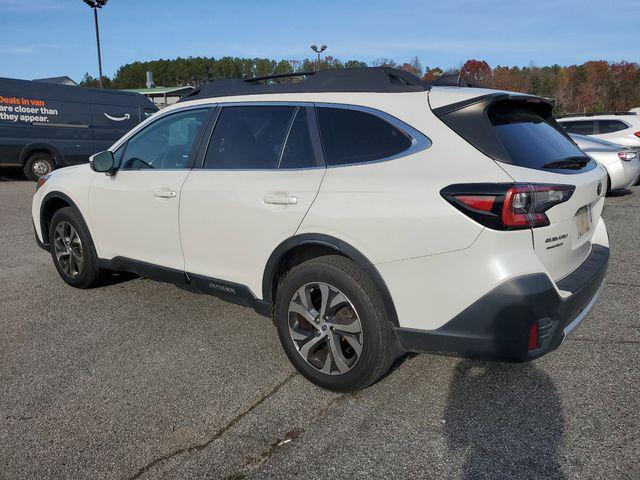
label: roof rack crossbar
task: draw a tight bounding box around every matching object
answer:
[245,71,315,83]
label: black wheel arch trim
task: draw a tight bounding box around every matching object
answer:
[262,233,400,327]
[38,191,84,249]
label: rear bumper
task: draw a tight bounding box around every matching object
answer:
[395,244,609,362]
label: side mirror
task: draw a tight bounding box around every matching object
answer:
[90,151,115,174]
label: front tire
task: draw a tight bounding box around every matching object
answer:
[49,207,105,288]
[274,255,396,392]
[23,153,55,181]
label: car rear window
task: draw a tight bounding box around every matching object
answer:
[598,120,628,134]
[560,120,596,135]
[488,102,588,170]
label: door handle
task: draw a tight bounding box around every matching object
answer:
[153,189,177,198]
[263,193,298,205]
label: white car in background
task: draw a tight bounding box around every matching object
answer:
[570,133,640,192]
[557,113,640,147]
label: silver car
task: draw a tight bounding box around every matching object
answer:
[570,133,640,191]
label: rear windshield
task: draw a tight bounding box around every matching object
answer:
[488,102,587,170]
[434,97,594,173]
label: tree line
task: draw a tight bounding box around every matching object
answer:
[80,56,640,114]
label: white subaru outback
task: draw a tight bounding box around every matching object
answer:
[32,68,610,392]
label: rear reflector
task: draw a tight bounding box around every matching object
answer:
[441,183,575,230]
[528,322,539,351]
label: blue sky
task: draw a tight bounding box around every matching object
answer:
[0,0,638,82]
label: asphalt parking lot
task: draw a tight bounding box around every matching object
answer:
[1,171,638,480]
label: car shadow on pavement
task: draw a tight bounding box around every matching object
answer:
[606,188,633,197]
[0,168,28,181]
[101,271,139,286]
[444,360,565,480]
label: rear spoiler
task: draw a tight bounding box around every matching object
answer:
[432,92,555,117]
[432,92,561,167]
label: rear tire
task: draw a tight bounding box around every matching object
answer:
[274,255,396,392]
[23,153,54,181]
[49,207,105,288]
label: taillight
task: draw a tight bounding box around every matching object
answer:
[618,151,637,161]
[454,195,496,211]
[634,131,640,139]
[441,183,575,230]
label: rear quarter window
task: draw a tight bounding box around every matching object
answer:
[598,120,628,134]
[317,107,412,166]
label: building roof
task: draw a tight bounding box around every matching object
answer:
[32,76,78,86]
[123,86,194,95]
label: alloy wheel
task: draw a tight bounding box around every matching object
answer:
[53,221,84,278]
[288,282,364,375]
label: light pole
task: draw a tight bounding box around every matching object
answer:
[82,0,109,88]
[310,44,327,71]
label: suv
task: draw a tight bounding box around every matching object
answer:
[557,112,640,147]
[32,68,610,392]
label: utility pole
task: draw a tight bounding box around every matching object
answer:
[310,44,327,71]
[82,0,109,88]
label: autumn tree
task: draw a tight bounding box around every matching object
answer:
[461,59,492,84]
[422,67,443,81]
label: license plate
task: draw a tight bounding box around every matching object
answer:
[576,205,592,238]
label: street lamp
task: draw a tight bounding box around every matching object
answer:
[82,0,109,88]
[310,44,327,72]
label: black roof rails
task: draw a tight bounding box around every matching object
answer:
[178,67,431,101]
[244,71,315,83]
[556,111,636,118]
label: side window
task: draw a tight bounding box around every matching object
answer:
[204,106,296,169]
[120,108,210,170]
[598,120,628,134]
[279,107,322,169]
[143,108,156,119]
[317,107,412,166]
[561,121,595,135]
